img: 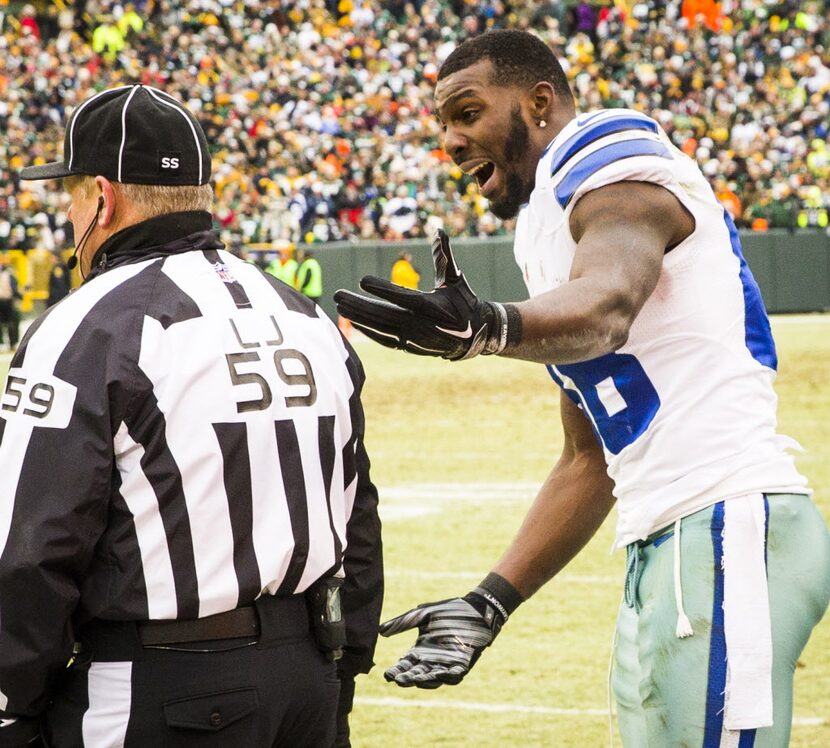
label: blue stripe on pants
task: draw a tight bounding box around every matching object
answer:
[703,501,727,747]
[738,728,757,747]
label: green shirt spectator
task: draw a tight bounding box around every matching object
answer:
[92,20,125,61]
[118,5,144,39]
[297,252,323,302]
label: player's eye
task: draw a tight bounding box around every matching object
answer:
[461,108,478,123]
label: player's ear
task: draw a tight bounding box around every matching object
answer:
[528,80,556,124]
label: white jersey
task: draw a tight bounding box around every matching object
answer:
[513,109,808,549]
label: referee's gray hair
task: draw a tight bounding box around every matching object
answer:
[64,175,213,217]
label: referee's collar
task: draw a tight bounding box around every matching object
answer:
[86,211,221,282]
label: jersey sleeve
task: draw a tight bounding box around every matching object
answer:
[0,313,115,719]
[548,110,683,213]
[0,265,146,721]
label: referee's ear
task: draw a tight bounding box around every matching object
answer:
[93,175,119,230]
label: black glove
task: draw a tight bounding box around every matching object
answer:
[379,576,522,689]
[334,229,521,360]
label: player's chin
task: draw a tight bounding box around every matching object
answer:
[487,172,529,219]
[488,192,524,220]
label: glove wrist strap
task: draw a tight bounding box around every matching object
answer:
[475,572,525,620]
[482,303,523,356]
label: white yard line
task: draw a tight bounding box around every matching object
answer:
[354,696,826,726]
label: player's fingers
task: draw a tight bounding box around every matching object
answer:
[394,661,464,689]
[402,338,452,357]
[350,321,403,351]
[334,288,402,321]
[359,276,426,310]
[383,655,418,683]
[379,606,433,636]
[431,663,467,686]
[391,661,434,687]
[431,229,461,287]
[334,290,410,332]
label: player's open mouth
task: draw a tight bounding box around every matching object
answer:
[464,160,499,199]
[468,161,495,188]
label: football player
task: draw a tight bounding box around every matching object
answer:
[335,29,830,746]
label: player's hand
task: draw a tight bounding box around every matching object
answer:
[333,229,516,360]
[378,590,506,689]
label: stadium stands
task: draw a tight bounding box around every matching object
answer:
[2,0,828,255]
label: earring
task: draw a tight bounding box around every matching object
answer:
[539,119,547,128]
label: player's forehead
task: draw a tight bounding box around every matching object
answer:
[434,59,498,118]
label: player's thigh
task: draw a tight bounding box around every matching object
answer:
[612,598,649,747]
[632,512,715,745]
[620,496,830,748]
[757,494,830,747]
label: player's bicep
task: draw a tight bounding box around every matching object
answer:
[567,181,692,318]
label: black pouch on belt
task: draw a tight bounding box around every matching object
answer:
[306,577,346,661]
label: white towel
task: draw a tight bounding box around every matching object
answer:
[722,493,774,730]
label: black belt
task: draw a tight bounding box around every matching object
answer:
[137,606,260,645]
[80,596,311,660]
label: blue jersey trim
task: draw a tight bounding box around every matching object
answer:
[546,365,581,405]
[554,138,672,209]
[722,212,777,370]
[703,501,727,747]
[549,115,658,178]
[550,353,661,455]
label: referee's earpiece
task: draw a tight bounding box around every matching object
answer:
[67,195,106,272]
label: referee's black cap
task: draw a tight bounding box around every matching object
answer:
[19,84,211,186]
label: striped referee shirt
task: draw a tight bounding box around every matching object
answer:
[0,211,382,718]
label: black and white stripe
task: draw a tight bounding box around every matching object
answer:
[67,85,133,172]
[0,245,381,717]
[117,86,141,183]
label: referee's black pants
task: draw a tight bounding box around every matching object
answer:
[43,595,339,747]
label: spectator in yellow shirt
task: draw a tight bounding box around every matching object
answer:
[390,251,420,290]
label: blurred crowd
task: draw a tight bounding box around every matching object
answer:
[1,0,829,255]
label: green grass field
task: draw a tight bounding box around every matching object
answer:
[1,314,828,746]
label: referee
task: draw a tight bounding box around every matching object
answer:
[1,85,383,747]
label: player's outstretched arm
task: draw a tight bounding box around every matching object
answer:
[491,392,616,598]
[335,181,691,365]
[380,393,614,688]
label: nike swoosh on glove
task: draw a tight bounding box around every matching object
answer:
[333,229,518,360]
[378,589,507,689]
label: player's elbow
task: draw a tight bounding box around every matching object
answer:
[603,324,629,353]
[593,290,638,352]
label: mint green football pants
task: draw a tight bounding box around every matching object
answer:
[612,494,830,747]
